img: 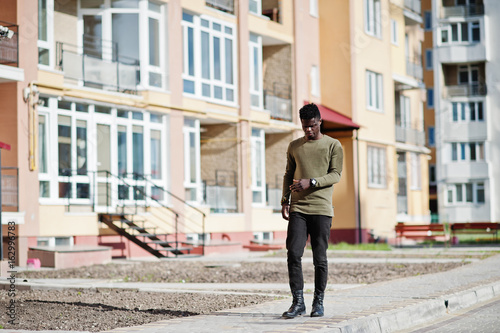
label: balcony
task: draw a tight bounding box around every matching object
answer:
[406,57,423,81]
[264,83,292,122]
[441,4,484,18]
[436,42,486,64]
[405,0,421,13]
[404,0,423,24]
[443,84,487,98]
[443,161,488,180]
[0,21,18,67]
[396,126,426,146]
[206,0,234,14]
[56,36,140,94]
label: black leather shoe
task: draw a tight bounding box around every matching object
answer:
[310,292,324,317]
[282,290,306,319]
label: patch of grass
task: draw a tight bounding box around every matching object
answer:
[328,242,392,251]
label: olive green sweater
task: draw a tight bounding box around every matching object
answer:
[282,135,343,217]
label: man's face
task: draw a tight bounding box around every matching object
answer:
[301,117,322,140]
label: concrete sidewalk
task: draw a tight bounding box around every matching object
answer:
[2,248,500,332]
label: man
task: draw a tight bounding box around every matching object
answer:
[281,103,343,318]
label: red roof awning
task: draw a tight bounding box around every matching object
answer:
[306,103,360,131]
[0,142,11,151]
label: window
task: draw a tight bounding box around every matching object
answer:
[452,101,484,122]
[249,0,261,14]
[366,70,383,111]
[38,0,54,67]
[249,33,263,108]
[425,49,433,70]
[396,95,410,128]
[429,164,436,184]
[450,141,485,162]
[311,65,320,98]
[38,97,167,206]
[80,1,166,89]
[310,0,318,17]
[440,21,481,44]
[184,118,201,202]
[411,153,421,190]
[447,182,486,205]
[182,13,236,104]
[251,128,266,204]
[365,0,381,38]
[424,11,432,31]
[427,88,434,108]
[428,126,435,147]
[367,145,386,188]
[391,19,398,45]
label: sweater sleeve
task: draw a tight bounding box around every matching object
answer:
[281,143,295,202]
[316,140,343,187]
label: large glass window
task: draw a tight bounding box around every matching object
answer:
[452,101,484,122]
[251,128,266,205]
[450,141,485,162]
[80,0,166,89]
[440,21,481,44]
[447,182,486,205]
[368,145,386,188]
[182,12,236,104]
[410,153,421,190]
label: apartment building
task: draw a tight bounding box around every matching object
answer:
[429,0,499,223]
[318,0,430,242]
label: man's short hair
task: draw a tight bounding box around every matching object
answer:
[299,103,321,120]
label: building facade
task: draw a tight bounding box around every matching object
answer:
[1,0,432,265]
[429,0,498,223]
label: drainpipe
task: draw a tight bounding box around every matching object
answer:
[355,130,362,244]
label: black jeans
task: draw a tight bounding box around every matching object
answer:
[286,212,332,294]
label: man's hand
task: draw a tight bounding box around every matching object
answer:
[289,179,310,192]
[281,203,290,221]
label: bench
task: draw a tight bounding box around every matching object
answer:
[395,223,449,247]
[450,222,499,242]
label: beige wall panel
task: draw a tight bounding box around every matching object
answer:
[205,213,246,232]
[251,207,285,231]
[39,206,98,237]
[263,44,292,93]
[318,0,352,116]
[265,132,291,190]
[54,2,77,52]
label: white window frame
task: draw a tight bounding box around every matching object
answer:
[439,21,481,45]
[183,118,202,204]
[310,65,320,98]
[367,145,386,188]
[390,19,398,45]
[251,128,266,205]
[365,0,381,38]
[249,0,262,15]
[451,101,484,122]
[78,0,167,90]
[310,0,319,17]
[450,141,485,162]
[38,96,168,209]
[446,182,486,205]
[38,0,54,68]
[366,70,383,112]
[181,12,237,106]
[249,33,263,109]
[410,153,421,190]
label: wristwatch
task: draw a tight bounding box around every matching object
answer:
[281,197,289,205]
[310,178,318,188]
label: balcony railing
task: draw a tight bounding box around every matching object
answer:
[56,36,140,94]
[396,126,426,146]
[444,83,487,98]
[404,0,421,14]
[206,0,234,14]
[264,82,292,122]
[442,4,484,18]
[406,58,423,81]
[203,170,238,213]
[1,167,18,212]
[0,21,18,67]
